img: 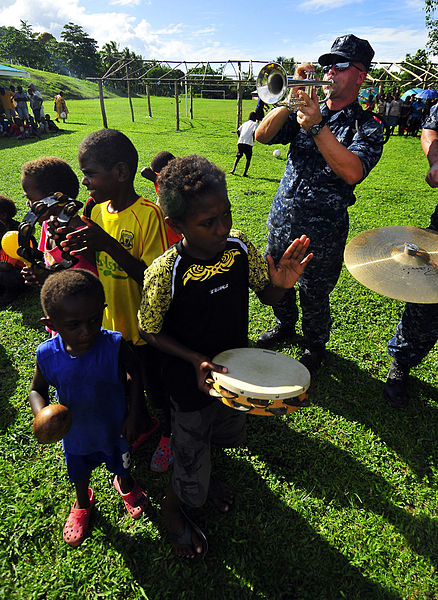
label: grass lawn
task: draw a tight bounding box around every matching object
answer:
[0,96,437,600]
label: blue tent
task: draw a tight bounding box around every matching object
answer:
[0,63,30,78]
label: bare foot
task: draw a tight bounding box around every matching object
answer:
[162,498,206,559]
[208,477,234,513]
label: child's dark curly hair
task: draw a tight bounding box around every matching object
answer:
[78,129,138,182]
[151,151,176,173]
[21,156,79,200]
[158,155,226,221]
[41,269,104,318]
[0,195,17,220]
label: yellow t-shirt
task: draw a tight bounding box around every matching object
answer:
[91,196,169,345]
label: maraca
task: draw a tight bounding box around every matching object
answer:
[33,404,72,444]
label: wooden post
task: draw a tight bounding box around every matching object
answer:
[236,61,242,131]
[190,85,193,119]
[146,84,152,118]
[175,81,180,131]
[126,65,134,122]
[98,79,108,129]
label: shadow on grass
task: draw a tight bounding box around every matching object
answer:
[310,352,438,482]
[9,286,44,331]
[0,130,75,149]
[246,414,438,571]
[94,447,402,600]
[0,344,18,431]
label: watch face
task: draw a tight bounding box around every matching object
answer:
[310,124,322,136]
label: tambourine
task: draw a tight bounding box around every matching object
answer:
[208,348,311,416]
[17,192,83,272]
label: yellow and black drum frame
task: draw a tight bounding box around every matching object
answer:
[208,348,311,416]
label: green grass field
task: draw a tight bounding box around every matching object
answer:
[0,96,437,600]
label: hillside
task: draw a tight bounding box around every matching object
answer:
[0,61,122,100]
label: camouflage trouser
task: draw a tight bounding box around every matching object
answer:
[266,215,349,348]
[170,401,246,508]
[387,302,438,368]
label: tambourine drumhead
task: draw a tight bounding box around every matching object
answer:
[212,348,310,398]
[210,348,310,416]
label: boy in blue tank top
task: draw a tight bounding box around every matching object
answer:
[29,269,148,547]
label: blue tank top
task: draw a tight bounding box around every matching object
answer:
[36,329,128,456]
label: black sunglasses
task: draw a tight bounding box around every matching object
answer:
[322,62,364,74]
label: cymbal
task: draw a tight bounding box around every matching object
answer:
[344,226,438,303]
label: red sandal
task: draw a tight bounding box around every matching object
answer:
[63,488,95,547]
[150,435,174,473]
[113,476,147,519]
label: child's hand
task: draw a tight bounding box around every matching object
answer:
[61,216,110,254]
[122,409,142,444]
[194,358,228,396]
[140,166,157,183]
[21,265,48,286]
[266,235,313,289]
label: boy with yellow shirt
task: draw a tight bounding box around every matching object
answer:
[62,129,171,462]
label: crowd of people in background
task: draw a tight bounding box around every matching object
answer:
[0,82,67,140]
[364,90,437,137]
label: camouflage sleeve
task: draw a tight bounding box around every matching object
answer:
[423,104,438,130]
[348,116,383,181]
[232,230,270,293]
[269,111,301,146]
[137,247,177,334]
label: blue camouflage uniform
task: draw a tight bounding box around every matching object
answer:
[387,104,438,367]
[265,100,383,349]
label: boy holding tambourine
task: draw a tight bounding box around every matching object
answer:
[138,154,312,560]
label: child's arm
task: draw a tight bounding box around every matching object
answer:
[257,235,313,305]
[29,362,50,416]
[61,216,146,285]
[139,327,227,396]
[117,340,144,443]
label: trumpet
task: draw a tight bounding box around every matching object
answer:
[256,62,332,110]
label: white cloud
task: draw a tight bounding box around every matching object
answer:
[110,0,143,6]
[299,0,363,10]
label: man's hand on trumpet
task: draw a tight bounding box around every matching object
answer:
[295,88,323,132]
[287,61,315,105]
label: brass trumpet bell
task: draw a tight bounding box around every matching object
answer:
[256,62,331,110]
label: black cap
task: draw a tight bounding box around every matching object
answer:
[318,34,374,72]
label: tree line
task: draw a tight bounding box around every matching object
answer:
[0,21,256,98]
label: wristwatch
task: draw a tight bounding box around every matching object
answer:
[308,122,324,137]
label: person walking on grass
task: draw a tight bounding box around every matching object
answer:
[229,111,258,177]
[54,91,68,122]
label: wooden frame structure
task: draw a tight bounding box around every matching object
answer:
[87,58,438,130]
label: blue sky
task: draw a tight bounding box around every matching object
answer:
[0,0,430,66]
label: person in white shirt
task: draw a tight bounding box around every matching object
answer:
[229,111,258,177]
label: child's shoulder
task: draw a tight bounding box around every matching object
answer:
[148,243,179,272]
[227,228,252,248]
